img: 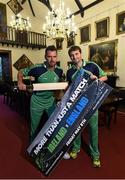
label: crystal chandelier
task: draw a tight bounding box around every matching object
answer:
[10,14,31,31]
[42,0,77,41]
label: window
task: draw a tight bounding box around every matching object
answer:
[0,52,12,81]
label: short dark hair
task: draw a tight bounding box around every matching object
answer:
[45,45,57,54]
[68,45,82,56]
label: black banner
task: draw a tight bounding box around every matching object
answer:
[27,69,112,176]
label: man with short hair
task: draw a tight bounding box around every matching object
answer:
[17,45,63,142]
[65,45,107,168]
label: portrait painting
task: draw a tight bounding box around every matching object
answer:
[80,24,91,43]
[0,3,7,39]
[56,38,63,50]
[7,0,23,15]
[95,17,109,39]
[67,31,75,47]
[89,40,117,72]
[13,54,33,71]
[116,11,125,35]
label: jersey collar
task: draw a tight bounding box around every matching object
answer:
[72,60,86,69]
[43,61,57,69]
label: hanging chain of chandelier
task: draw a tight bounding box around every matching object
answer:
[42,1,77,41]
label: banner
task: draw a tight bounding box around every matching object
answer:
[27,69,112,176]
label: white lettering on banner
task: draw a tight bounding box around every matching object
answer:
[67,102,72,108]
[57,106,69,121]
[33,78,88,155]
[46,119,60,137]
[45,78,88,138]
[34,136,48,155]
[66,118,87,146]
[70,78,87,102]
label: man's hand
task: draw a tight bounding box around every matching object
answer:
[90,74,98,80]
[17,71,26,91]
[18,82,26,91]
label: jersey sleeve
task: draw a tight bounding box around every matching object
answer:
[66,69,72,84]
[20,66,33,77]
[94,62,107,77]
[87,61,107,78]
[20,64,43,77]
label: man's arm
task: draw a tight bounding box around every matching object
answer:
[99,76,107,82]
[17,71,26,91]
[90,73,107,82]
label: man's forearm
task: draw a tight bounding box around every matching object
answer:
[17,71,26,90]
[17,71,24,84]
[99,76,107,82]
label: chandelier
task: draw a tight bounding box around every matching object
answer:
[10,14,31,31]
[42,0,77,41]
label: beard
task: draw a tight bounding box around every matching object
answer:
[48,60,56,67]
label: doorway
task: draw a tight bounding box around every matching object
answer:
[0,50,12,82]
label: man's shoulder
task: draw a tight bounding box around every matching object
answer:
[55,66,63,73]
[85,60,99,67]
[56,65,63,70]
[67,67,76,77]
[67,67,73,74]
[67,65,74,71]
[34,63,44,67]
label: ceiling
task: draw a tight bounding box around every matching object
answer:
[18,0,104,20]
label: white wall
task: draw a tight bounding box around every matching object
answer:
[0,0,125,86]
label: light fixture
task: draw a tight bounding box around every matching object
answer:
[10,13,31,31]
[42,0,77,41]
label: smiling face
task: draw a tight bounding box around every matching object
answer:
[45,50,57,68]
[69,49,83,65]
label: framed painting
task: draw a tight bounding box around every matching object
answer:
[0,3,7,39]
[13,54,33,71]
[56,38,63,50]
[67,32,75,47]
[95,17,109,39]
[7,0,23,15]
[80,24,91,43]
[89,40,117,72]
[116,11,125,35]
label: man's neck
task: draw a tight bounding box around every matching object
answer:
[45,61,55,70]
[75,60,83,69]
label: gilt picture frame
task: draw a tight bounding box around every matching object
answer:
[56,38,63,50]
[116,11,125,35]
[89,40,117,73]
[95,17,109,39]
[7,0,23,15]
[13,54,33,71]
[80,24,91,43]
[0,3,7,39]
[67,32,75,47]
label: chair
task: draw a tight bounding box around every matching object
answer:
[99,89,122,128]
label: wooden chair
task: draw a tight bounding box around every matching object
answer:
[99,89,122,128]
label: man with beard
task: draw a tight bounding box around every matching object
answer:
[17,45,63,142]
